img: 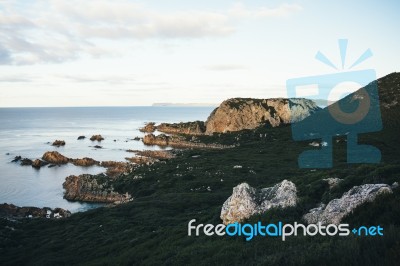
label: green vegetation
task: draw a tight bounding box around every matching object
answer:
[1,118,400,265]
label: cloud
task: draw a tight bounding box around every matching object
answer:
[203,64,248,71]
[0,0,302,65]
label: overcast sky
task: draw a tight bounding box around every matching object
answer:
[0,0,399,107]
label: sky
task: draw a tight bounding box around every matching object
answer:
[0,0,399,107]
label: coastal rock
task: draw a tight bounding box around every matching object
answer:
[127,149,176,160]
[0,203,71,219]
[220,180,297,225]
[32,159,48,169]
[42,151,70,164]
[63,174,132,203]
[11,156,22,163]
[52,140,65,147]
[100,161,132,177]
[125,156,157,165]
[303,184,392,225]
[139,122,156,133]
[72,157,99,167]
[77,136,86,140]
[20,158,33,166]
[205,98,320,134]
[143,134,232,149]
[90,135,104,141]
[156,121,205,135]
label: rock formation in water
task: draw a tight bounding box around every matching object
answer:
[90,135,104,141]
[303,184,392,225]
[205,98,320,134]
[0,203,71,219]
[220,180,297,225]
[42,151,70,164]
[63,174,132,203]
[71,157,99,167]
[77,135,86,140]
[52,140,66,147]
[139,122,156,133]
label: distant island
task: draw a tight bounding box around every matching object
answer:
[152,102,218,107]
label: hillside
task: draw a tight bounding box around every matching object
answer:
[1,73,400,265]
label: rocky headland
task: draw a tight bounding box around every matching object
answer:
[63,174,132,203]
[0,203,71,219]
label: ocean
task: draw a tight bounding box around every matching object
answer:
[0,106,214,212]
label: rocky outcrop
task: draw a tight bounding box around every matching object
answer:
[220,180,297,225]
[0,203,71,219]
[125,156,157,165]
[77,135,86,140]
[63,174,132,203]
[42,151,69,164]
[52,140,65,147]
[32,159,48,169]
[303,184,392,225]
[139,122,156,133]
[90,135,104,141]
[143,134,232,149]
[205,98,320,134]
[100,161,133,177]
[156,121,205,135]
[71,157,99,167]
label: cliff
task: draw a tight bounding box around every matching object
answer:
[205,98,320,134]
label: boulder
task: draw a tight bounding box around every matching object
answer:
[220,180,297,225]
[77,136,86,140]
[72,157,99,167]
[303,184,392,225]
[32,159,48,169]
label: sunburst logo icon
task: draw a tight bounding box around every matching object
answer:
[286,39,382,168]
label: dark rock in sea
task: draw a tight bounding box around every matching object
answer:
[52,140,66,147]
[63,174,132,203]
[20,158,33,166]
[133,136,141,141]
[42,151,70,164]
[0,203,71,219]
[77,135,86,140]
[48,164,57,168]
[32,159,49,169]
[139,122,156,133]
[90,135,104,141]
[6,153,10,155]
[11,156,22,163]
[93,145,103,149]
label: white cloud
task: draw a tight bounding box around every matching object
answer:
[0,0,302,65]
[203,64,247,71]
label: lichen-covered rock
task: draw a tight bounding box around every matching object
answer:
[42,151,70,164]
[220,180,297,225]
[205,98,320,134]
[63,174,132,203]
[303,184,392,225]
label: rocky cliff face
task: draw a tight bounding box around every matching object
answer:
[303,184,392,225]
[63,174,132,203]
[205,98,320,134]
[220,180,297,225]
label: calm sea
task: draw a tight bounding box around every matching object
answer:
[0,107,214,212]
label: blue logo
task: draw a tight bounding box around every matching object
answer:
[287,39,382,168]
